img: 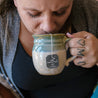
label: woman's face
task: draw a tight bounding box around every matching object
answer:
[14,0,73,35]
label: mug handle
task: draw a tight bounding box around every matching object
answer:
[63,36,77,66]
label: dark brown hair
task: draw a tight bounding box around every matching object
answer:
[0,0,15,16]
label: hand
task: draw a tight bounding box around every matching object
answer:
[0,84,16,98]
[66,31,98,68]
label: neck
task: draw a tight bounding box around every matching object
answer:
[19,20,34,57]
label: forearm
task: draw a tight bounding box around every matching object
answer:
[0,74,20,98]
[0,83,16,98]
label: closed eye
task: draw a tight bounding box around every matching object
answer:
[53,5,70,17]
[28,12,41,18]
[53,10,66,16]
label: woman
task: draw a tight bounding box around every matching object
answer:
[0,0,98,98]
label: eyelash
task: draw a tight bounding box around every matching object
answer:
[53,10,66,16]
[28,10,66,18]
[28,12,40,18]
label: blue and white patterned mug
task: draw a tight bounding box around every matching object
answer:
[32,34,76,75]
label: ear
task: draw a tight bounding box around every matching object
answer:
[13,0,18,7]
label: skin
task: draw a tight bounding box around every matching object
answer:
[0,84,15,98]
[13,0,73,56]
[67,32,98,68]
[14,0,73,34]
[13,0,98,68]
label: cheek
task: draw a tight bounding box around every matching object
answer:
[23,21,35,32]
[58,6,72,27]
[57,16,69,28]
[19,11,38,32]
[23,19,37,32]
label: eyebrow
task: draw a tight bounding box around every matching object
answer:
[57,5,70,11]
[24,4,70,12]
[24,8,39,11]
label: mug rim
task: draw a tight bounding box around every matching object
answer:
[32,33,65,37]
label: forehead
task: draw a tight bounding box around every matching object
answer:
[18,0,72,10]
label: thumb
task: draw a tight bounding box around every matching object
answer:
[66,31,88,38]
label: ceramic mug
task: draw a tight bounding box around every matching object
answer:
[32,34,76,75]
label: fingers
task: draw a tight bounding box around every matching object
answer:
[73,57,96,68]
[66,32,98,68]
[69,47,87,68]
[66,31,89,38]
[73,57,87,68]
[68,37,87,67]
[70,48,86,57]
[69,38,86,48]
[74,57,86,65]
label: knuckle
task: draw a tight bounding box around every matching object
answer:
[69,39,74,47]
[90,51,96,57]
[73,59,78,65]
[87,58,96,66]
[73,60,77,65]
[92,58,96,64]
[70,48,75,55]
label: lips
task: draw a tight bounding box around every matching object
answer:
[33,31,55,35]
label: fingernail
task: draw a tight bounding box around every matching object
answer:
[66,32,71,35]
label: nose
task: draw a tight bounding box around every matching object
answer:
[40,15,56,33]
